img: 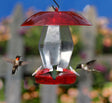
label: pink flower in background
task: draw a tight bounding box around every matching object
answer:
[18,28,28,36]
[60,94,74,103]
[56,87,64,95]
[79,52,87,59]
[94,64,106,72]
[24,79,29,89]
[0,79,3,90]
[103,37,112,47]
[109,95,112,103]
[97,17,109,28]
[68,88,79,98]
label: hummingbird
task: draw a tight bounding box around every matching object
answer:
[32,65,63,80]
[4,56,28,75]
[76,60,97,71]
[45,65,63,80]
[49,65,59,80]
[46,65,64,80]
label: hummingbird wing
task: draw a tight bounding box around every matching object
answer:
[3,57,14,64]
[19,61,29,66]
[86,60,97,71]
[86,60,96,68]
[86,60,96,66]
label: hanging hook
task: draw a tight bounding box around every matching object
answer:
[53,0,59,8]
[52,0,59,10]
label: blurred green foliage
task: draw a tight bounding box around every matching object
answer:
[0,41,7,54]
[24,26,42,56]
[0,79,5,101]
[95,33,104,54]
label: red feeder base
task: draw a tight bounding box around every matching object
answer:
[34,68,76,85]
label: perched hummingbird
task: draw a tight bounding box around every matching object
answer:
[46,65,63,80]
[44,65,63,80]
[49,65,59,80]
[76,60,97,71]
[4,56,28,75]
[32,65,63,80]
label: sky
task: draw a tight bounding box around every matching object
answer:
[0,0,112,20]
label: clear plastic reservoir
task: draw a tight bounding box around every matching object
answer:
[39,26,74,69]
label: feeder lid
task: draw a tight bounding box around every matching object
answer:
[34,68,76,85]
[21,9,91,26]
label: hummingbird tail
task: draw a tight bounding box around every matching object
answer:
[12,70,15,75]
[47,72,56,80]
[52,77,56,80]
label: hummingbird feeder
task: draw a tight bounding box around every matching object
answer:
[21,0,91,85]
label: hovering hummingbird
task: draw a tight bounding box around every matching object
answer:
[76,60,97,72]
[4,56,28,75]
